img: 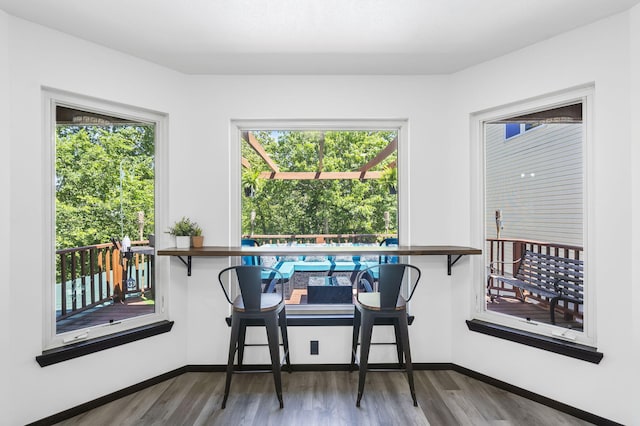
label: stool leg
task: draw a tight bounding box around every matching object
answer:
[265,313,284,409]
[398,312,417,406]
[356,311,374,407]
[237,320,247,367]
[278,307,291,371]
[222,314,241,409]
[351,307,361,370]
[393,318,404,368]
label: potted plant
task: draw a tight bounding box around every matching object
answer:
[191,224,204,248]
[379,165,398,194]
[242,169,261,198]
[167,216,195,248]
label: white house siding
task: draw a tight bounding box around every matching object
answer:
[485,122,583,248]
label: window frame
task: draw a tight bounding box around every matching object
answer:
[469,85,595,347]
[42,88,170,351]
[230,119,410,315]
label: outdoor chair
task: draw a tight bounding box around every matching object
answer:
[241,238,260,266]
[217,265,290,409]
[378,237,399,264]
[351,263,421,407]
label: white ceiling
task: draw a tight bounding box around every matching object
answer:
[1,0,639,75]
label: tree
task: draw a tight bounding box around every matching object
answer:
[56,125,155,249]
[241,130,397,241]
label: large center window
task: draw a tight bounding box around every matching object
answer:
[236,125,404,313]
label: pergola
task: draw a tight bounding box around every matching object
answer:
[241,131,397,181]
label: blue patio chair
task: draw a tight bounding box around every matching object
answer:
[379,237,399,264]
[357,270,375,292]
[241,238,260,266]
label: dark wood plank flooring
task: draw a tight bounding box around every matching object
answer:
[54,370,593,425]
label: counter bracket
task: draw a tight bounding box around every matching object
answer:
[447,254,464,275]
[176,256,192,276]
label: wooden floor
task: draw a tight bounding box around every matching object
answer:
[54,370,593,425]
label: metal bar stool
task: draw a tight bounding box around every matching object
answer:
[218,265,291,409]
[351,263,421,407]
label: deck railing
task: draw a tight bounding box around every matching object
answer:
[57,236,580,322]
[56,240,153,320]
[486,238,584,321]
[243,233,397,246]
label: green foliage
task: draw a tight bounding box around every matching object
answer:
[380,166,398,193]
[192,224,203,236]
[242,130,398,240]
[56,125,155,249]
[167,216,200,236]
[241,168,261,197]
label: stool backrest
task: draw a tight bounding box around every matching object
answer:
[218,265,284,312]
[379,264,406,308]
[356,263,421,309]
[235,266,263,310]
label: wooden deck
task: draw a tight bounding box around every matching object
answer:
[56,296,155,334]
[286,289,307,305]
[487,296,583,331]
[55,293,581,335]
[286,290,584,331]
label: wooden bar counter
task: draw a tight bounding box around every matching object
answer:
[157,245,482,276]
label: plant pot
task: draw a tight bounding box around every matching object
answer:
[191,235,204,248]
[175,235,191,249]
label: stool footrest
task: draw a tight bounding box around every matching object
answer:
[232,369,276,374]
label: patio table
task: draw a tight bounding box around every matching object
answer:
[307,276,353,304]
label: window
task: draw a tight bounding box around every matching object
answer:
[231,121,408,314]
[472,87,593,345]
[44,89,168,350]
[505,122,538,139]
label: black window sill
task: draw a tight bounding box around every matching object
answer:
[466,319,603,364]
[36,320,174,367]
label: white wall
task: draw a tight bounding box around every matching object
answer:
[630,4,640,426]
[450,11,634,424]
[0,9,11,421]
[177,74,460,367]
[5,17,191,424]
[4,6,638,425]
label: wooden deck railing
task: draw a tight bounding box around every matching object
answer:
[243,233,397,246]
[58,235,580,323]
[56,240,153,320]
[486,238,584,321]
